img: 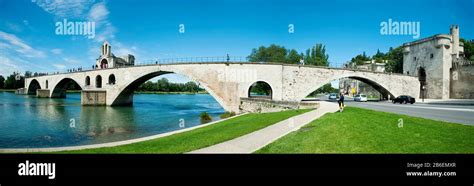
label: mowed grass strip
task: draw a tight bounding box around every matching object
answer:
[257,107,474,153]
[63,109,311,153]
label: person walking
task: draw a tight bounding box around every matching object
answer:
[226,54,230,62]
[338,93,345,112]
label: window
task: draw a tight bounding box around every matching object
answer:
[108,74,116,85]
[96,75,102,88]
[85,76,90,86]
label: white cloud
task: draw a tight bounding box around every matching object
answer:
[53,64,67,70]
[63,57,81,64]
[88,2,109,23]
[0,55,22,76]
[51,48,63,54]
[0,31,45,58]
[87,2,116,43]
[34,0,96,19]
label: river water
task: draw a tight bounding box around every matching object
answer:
[0,91,224,148]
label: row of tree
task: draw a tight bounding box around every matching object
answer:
[247,43,329,66]
[137,78,204,92]
[347,46,404,73]
[0,73,25,89]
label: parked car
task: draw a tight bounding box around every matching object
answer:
[328,93,338,100]
[354,94,368,102]
[392,95,415,104]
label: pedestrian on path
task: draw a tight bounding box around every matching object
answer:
[338,93,345,112]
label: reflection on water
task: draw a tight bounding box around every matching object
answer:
[0,91,224,148]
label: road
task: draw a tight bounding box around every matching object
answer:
[308,95,474,125]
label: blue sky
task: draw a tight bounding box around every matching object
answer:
[0,0,473,83]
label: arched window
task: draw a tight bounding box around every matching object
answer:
[85,76,90,86]
[96,75,102,88]
[108,74,116,85]
[100,59,108,69]
[248,81,272,99]
[45,80,48,89]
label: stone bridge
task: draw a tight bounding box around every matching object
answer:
[24,62,420,113]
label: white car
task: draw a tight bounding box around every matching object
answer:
[328,93,338,100]
[354,94,368,102]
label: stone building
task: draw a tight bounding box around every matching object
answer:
[96,41,135,69]
[402,25,467,99]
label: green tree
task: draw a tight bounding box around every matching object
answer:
[305,44,329,66]
[0,75,4,89]
[24,71,32,78]
[286,49,301,64]
[349,52,371,66]
[385,46,404,73]
[461,38,474,60]
[156,78,170,92]
[4,72,24,89]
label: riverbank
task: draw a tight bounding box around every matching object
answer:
[257,107,474,153]
[55,109,310,153]
[0,89,16,92]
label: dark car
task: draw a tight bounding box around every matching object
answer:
[392,95,415,104]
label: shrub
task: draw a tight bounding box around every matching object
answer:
[200,112,212,124]
[220,111,236,119]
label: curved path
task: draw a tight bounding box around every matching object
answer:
[190,101,339,153]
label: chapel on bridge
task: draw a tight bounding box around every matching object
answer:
[96,41,135,69]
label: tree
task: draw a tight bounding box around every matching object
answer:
[0,75,4,89]
[305,44,329,66]
[461,38,474,60]
[247,43,329,66]
[24,71,32,78]
[247,45,287,62]
[286,49,301,64]
[156,78,170,92]
[385,46,404,73]
[349,52,371,66]
[4,72,24,89]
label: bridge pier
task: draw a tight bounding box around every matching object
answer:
[81,90,107,106]
[36,89,50,98]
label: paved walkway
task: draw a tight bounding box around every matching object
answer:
[190,101,339,154]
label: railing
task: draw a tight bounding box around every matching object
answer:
[26,56,395,78]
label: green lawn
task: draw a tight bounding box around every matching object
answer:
[257,107,474,153]
[62,109,310,153]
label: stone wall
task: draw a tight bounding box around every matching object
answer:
[239,98,319,113]
[81,90,107,105]
[450,65,474,98]
[36,89,50,98]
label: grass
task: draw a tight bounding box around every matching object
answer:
[257,107,474,153]
[61,109,311,153]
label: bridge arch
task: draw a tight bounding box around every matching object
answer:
[110,70,229,111]
[297,73,396,101]
[248,81,273,99]
[51,78,83,98]
[27,79,41,95]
